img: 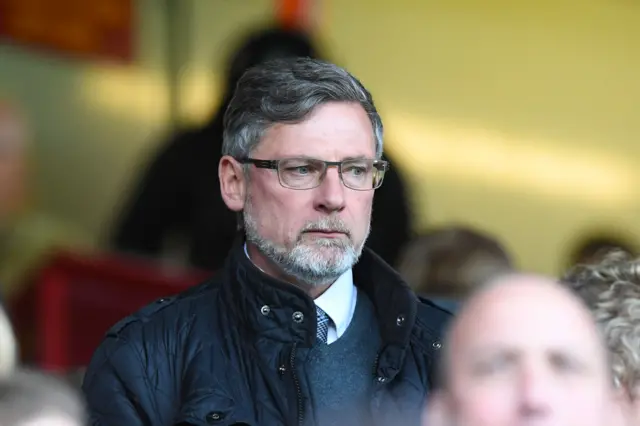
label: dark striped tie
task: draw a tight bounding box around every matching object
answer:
[316,306,330,344]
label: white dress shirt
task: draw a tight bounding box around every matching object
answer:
[314,269,357,344]
[245,244,357,344]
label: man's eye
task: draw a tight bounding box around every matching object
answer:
[550,354,583,373]
[471,356,514,377]
[347,166,366,176]
[284,163,314,174]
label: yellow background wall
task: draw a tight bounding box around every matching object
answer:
[321,0,640,273]
[1,0,639,275]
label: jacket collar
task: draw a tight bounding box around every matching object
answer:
[222,237,418,362]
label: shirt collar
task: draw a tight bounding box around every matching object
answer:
[244,243,356,336]
[314,268,356,338]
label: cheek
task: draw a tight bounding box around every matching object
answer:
[454,384,516,426]
[563,387,612,423]
[347,193,373,226]
[250,183,312,238]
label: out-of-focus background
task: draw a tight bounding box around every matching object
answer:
[0,0,639,376]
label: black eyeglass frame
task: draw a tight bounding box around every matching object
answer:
[238,157,389,191]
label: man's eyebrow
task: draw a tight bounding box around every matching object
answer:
[465,345,520,358]
[547,346,590,362]
[341,155,369,161]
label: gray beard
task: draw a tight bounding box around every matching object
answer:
[243,201,370,287]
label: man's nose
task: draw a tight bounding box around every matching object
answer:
[518,366,553,419]
[313,166,346,213]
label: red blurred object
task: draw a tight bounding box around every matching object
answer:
[22,251,209,371]
[277,0,310,30]
[0,0,134,63]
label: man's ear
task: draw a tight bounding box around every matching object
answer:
[219,155,247,212]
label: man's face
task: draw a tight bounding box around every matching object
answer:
[443,277,615,426]
[243,101,376,285]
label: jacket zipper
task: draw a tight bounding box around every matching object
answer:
[289,343,304,426]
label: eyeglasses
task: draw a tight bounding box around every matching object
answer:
[239,157,389,191]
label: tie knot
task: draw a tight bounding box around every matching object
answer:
[316,306,330,344]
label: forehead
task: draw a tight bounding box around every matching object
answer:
[450,280,604,363]
[253,101,376,159]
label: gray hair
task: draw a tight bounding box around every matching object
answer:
[222,58,383,159]
[563,250,640,397]
[562,250,638,307]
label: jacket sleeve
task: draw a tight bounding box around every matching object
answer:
[82,333,162,426]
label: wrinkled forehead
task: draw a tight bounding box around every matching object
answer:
[256,102,377,159]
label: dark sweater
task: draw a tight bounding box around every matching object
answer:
[305,290,381,426]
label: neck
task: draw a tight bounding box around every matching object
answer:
[246,242,333,299]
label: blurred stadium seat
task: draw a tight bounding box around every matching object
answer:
[13,250,209,371]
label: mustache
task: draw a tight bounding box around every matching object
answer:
[300,217,351,237]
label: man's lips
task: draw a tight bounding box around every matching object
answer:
[303,230,347,238]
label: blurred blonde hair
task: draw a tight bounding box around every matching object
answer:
[563,250,640,397]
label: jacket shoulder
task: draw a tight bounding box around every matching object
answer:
[83,276,227,425]
[105,273,224,339]
[413,296,453,342]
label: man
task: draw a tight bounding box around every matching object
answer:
[425,273,620,426]
[113,26,413,271]
[83,58,451,426]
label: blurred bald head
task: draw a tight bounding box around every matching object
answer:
[0,101,29,222]
[435,273,616,426]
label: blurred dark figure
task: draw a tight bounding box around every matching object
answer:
[112,26,412,270]
[397,225,514,312]
[0,369,86,426]
[568,234,636,268]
